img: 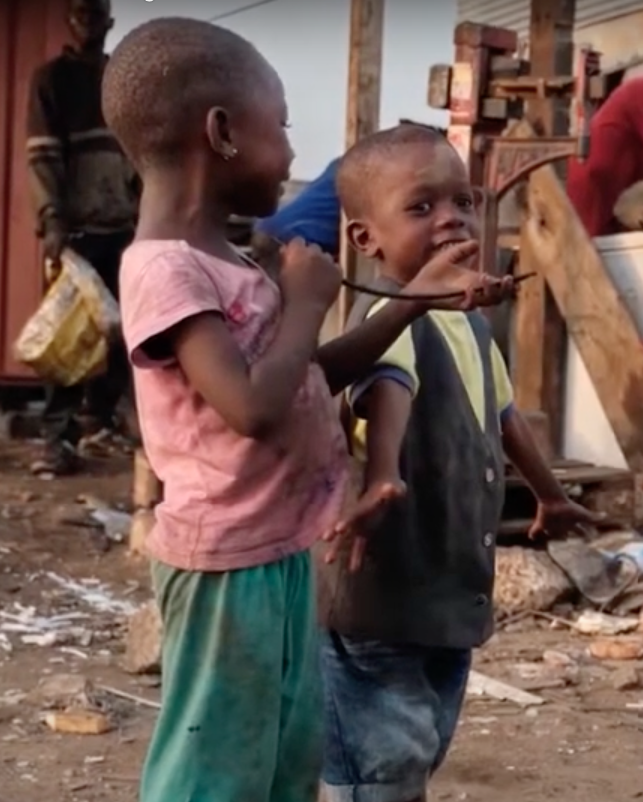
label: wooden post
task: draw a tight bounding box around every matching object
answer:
[512,0,576,453]
[338,0,384,326]
[516,128,643,471]
[130,448,162,557]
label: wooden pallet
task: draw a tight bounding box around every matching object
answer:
[500,458,642,540]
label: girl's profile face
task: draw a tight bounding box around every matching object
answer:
[220,73,295,219]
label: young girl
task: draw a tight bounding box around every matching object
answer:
[102,18,510,802]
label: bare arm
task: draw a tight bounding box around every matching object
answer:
[502,407,604,537]
[171,301,327,440]
[362,379,412,487]
[318,298,425,396]
[501,408,566,502]
[323,377,411,571]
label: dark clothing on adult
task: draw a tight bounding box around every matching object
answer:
[27,46,138,237]
[26,46,138,455]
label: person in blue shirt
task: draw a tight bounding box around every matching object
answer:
[251,158,340,274]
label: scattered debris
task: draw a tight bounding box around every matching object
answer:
[124,601,162,675]
[45,573,137,616]
[1,689,27,706]
[611,666,641,691]
[466,670,545,707]
[589,638,643,661]
[99,774,138,785]
[88,508,132,544]
[547,538,639,607]
[98,684,160,710]
[30,674,93,709]
[45,710,112,735]
[512,660,579,690]
[543,650,578,669]
[0,603,92,649]
[494,548,572,616]
[574,610,640,637]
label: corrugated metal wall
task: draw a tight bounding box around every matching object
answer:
[0,0,69,381]
[457,0,643,38]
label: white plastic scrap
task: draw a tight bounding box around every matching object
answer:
[46,572,137,615]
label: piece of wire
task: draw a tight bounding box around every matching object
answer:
[207,0,280,24]
[341,272,535,302]
[266,235,534,301]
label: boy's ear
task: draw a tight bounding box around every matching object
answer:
[345,219,379,258]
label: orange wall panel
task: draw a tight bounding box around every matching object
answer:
[0,0,69,381]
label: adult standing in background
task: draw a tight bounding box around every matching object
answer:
[26,0,139,476]
[567,68,643,237]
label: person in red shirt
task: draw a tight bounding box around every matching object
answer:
[567,75,643,236]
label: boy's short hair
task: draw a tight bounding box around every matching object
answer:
[336,124,447,218]
[102,17,273,169]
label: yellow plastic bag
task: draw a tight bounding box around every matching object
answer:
[14,248,121,386]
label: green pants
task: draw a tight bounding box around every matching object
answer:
[140,552,322,802]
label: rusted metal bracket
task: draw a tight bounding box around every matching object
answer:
[476,135,579,275]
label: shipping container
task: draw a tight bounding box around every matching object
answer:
[0,0,68,384]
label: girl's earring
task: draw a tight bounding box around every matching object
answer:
[223,147,239,161]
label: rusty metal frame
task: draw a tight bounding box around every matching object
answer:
[475,136,579,273]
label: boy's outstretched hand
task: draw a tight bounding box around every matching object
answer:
[323,479,406,572]
[528,497,606,540]
[405,240,515,310]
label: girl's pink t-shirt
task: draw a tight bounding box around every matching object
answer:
[119,240,349,572]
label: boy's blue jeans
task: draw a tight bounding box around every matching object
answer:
[321,631,472,802]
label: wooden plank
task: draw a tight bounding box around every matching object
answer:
[498,513,628,538]
[512,0,576,453]
[337,0,384,329]
[506,463,631,489]
[522,154,643,472]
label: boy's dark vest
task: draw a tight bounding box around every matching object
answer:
[317,278,506,649]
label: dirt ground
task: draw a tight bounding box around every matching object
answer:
[0,440,642,802]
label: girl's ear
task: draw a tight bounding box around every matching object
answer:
[345,220,379,258]
[205,107,238,160]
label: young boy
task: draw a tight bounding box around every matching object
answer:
[102,21,512,802]
[319,124,601,802]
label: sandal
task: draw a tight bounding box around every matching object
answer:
[30,441,81,477]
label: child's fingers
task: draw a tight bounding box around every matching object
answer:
[324,538,341,564]
[323,483,404,564]
[322,518,350,541]
[349,537,366,573]
[444,240,479,265]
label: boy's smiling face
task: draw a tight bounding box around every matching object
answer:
[347,138,480,283]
